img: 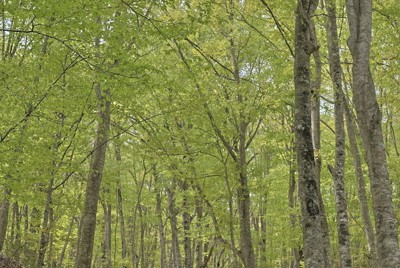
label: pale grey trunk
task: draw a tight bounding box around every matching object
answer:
[343,94,378,266]
[74,84,111,268]
[346,0,400,266]
[294,0,325,267]
[0,187,10,251]
[325,1,352,267]
[101,200,112,268]
[156,184,167,268]
[288,146,301,268]
[310,26,332,268]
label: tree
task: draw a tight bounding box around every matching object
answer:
[325,0,351,266]
[74,84,111,268]
[293,0,326,266]
[346,0,400,266]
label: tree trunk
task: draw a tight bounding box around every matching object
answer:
[237,120,256,268]
[310,28,332,268]
[325,1,352,267]
[155,179,167,268]
[115,145,127,267]
[195,198,203,268]
[36,178,54,268]
[101,199,112,268]
[57,217,75,268]
[343,91,378,266]
[0,187,10,251]
[294,0,325,266]
[180,180,193,268]
[288,145,301,268]
[167,179,182,268]
[346,0,400,266]
[74,84,111,268]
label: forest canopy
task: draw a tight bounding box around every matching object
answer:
[1,0,400,267]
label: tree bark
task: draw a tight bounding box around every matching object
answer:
[288,144,301,268]
[167,179,182,268]
[343,92,378,266]
[115,144,127,267]
[346,0,400,266]
[180,180,193,268]
[294,0,326,266]
[0,187,10,251]
[74,84,111,268]
[36,178,54,268]
[101,199,112,268]
[310,25,332,268]
[155,178,167,268]
[325,1,352,267]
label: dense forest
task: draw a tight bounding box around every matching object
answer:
[0,0,399,267]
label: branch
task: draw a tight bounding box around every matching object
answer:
[185,37,236,79]
[259,0,294,57]
[246,118,263,149]
[0,56,82,142]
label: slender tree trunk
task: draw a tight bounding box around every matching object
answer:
[0,187,10,251]
[237,120,256,268]
[36,178,54,268]
[57,217,75,268]
[167,179,182,268]
[180,180,193,268]
[346,1,400,266]
[310,30,332,268]
[115,145,127,266]
[288,145,301,268]
[195,199,203,268]
[101,199,112,268]
[74,84,111,268]
[155,180,167,268]
[259,199,267,267]
[325,1,352,267]
[343,92,378,266]
[294,0,325,266]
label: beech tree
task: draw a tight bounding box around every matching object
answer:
[1,0,400,267]
[346,0,400,266]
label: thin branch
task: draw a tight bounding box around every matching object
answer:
[259,0,294,57]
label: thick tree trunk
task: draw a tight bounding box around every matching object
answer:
[74,84,111,268]
[325,1,352,267]
[0,188,10,251]
[294,0,326,266]
[346,0,400,266]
